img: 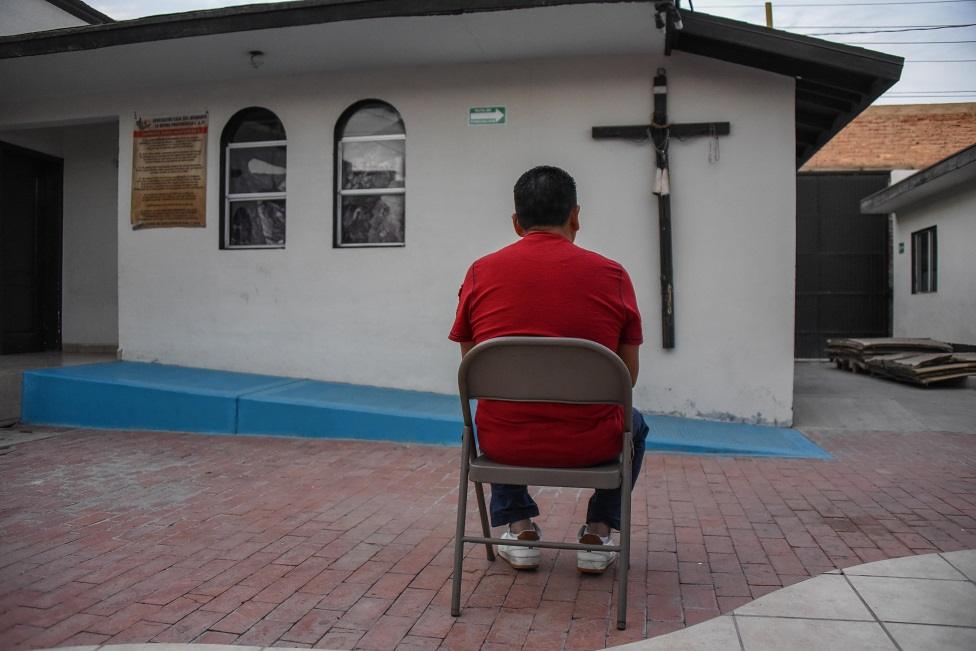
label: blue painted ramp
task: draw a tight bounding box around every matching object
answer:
[22,361,830,458]
[644,415,831,459]
[238,380,462,444]
[21,362,295,434]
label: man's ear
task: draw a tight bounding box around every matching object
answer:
[569,205,581,233]
[512,213,526,237]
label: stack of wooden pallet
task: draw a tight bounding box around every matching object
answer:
[826,338,976,385]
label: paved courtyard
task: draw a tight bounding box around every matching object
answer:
[0,361,974,650]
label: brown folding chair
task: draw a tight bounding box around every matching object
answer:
[451,337,635,630]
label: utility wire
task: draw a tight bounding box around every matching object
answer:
[802,23,976,35]
[696,1,976,7]
[787,24,976,28]
[841,38,976,42]
[906,58,976,60]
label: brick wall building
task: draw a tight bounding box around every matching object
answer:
[802,103,976,172]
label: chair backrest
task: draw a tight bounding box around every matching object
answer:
[458,337,633,431]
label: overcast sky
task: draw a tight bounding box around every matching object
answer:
[87,0,976,104]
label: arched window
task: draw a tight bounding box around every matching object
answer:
[334,100,405,247]
[220,107,286,249]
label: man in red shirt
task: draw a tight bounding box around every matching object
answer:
[450,166,650,573]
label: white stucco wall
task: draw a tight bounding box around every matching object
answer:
[61,122,119,347]
[0,0,87,36]
[0,52,796,424]
[892,184,976,345]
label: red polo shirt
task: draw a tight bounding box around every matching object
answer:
[450,231,643,467]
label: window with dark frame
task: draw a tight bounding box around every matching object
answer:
[334,100,405,248]
[220,107,287,249]
[911,226,937,294]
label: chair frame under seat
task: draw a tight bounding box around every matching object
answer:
[451,337,635,630]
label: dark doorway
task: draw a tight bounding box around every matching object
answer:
[0,141,63,354]
[795,172,891,359]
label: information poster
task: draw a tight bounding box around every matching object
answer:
[131,113,208,228]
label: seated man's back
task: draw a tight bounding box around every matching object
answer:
[450,165,648,573]
[450,229,641,467]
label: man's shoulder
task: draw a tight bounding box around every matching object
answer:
[469,239,523,269]
[573,244,627,276]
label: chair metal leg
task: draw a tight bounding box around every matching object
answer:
[474,482,496,561]
[452,432,473,618]
[617,435,634,630]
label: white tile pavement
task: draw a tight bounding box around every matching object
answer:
[605,549,976,651]
[850,575,976,626]
[944,548,976,581]
[733,574,874,620]
[736,617,895,651]
[886,623,976,651]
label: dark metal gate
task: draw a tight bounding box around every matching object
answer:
[795,172,891,359]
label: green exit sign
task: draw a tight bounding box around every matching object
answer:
[469,106,506,125]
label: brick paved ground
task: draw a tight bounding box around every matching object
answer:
[1,428,974,651]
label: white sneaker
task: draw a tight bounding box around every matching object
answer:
[577,525,617,574]
[497,523,541,570]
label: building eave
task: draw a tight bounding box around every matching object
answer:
[670,11,903,167]
[861,144,976,214]
[0,0,636,57]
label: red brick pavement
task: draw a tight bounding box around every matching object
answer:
[1,429,974,650]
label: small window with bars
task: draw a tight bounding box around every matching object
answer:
[911,226,937,294]
[334,100,405,247]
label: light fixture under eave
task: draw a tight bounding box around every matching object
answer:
[249,50,265,69]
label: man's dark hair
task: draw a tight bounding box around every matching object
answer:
[513,166,577,229]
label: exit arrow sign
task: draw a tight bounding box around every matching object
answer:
[469,106,506,125]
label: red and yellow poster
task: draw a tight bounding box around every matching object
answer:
[131,113,208,228]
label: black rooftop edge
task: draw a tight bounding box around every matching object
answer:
[0,0,902,167]
[46,0,113,25]
[0,0,635,57]
[860,143,976,214]
[670,11,903,167]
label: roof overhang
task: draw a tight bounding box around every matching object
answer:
[0,0,902,168]
[0,2,665,105]
[669,11,903,166]
[861,144,976,213]
[1,0,645,58]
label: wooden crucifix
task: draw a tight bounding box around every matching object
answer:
[593,68,730,349]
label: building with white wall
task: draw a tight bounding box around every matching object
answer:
[861,144,976,348]
[0,0,902,426]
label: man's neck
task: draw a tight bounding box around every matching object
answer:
[524,226,574,242]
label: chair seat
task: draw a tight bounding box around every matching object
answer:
[468,454,622,489]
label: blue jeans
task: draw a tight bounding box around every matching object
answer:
[489,409,650,531]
